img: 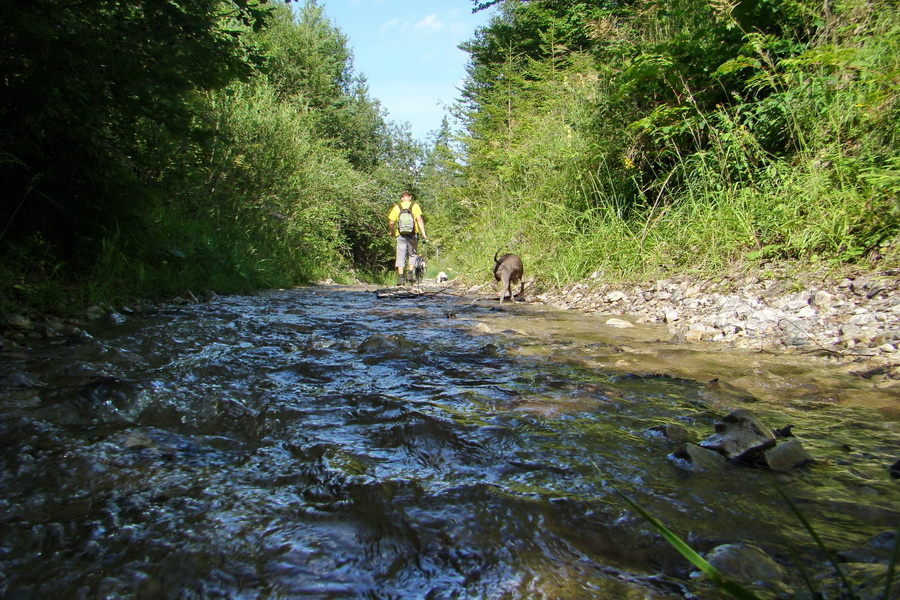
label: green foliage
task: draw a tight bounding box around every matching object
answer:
[164,82,354,285]
[253,4,387,170]
[0,0,422,314]
[3,0,897,312]
[444,0,900,286]
[0,0,271,255]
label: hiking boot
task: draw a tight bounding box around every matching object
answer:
[396,273,405,286]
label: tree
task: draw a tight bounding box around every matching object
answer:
[0,0,273,260]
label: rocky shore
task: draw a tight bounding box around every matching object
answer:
[531,263,900,377]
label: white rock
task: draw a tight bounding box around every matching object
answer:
[811,290,834,307]
[735,304,754,316]
[605,318,634,328]
[850,313,876,326]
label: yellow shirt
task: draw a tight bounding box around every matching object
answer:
[388,200,423,236]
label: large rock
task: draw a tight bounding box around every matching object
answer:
[700,409,776,460]
[763,438,813,471]
[704,543,790,588]
[2,314,32,331]
[671,443,729,471]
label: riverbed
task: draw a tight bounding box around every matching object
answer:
[1,285,897,599]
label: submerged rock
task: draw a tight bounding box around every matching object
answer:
[813,562,900,600]
[649,423,692,443]
[837,530,898,564]
[704,542,788,581]
[357,334,420,359]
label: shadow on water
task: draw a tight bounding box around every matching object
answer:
[0,285,897,599]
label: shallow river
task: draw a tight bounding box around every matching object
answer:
[1,285,897,599]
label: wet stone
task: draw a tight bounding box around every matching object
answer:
[649,423,692,443]
[763,438,814,471]
[703,543,789,584]
[605,318,634,328]
[357,333,418,356]
[671,444,729,471]
[699,409,777,461]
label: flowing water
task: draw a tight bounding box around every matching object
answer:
[1,285,897,599]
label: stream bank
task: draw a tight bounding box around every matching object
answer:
[508,263,900,407]
[531,264,899,359]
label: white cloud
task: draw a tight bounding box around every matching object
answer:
[379,17,401,35]
[414,14,444,32]
[318,1,495,140]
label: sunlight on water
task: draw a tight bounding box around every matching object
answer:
[0,286,897,598]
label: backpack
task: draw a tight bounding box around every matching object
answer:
[396,201,416,236]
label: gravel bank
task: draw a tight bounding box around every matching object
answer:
[532,264,900,378]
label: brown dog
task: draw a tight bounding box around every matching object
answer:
[493,251,524,303]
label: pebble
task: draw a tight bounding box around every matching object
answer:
[534,266,900,373]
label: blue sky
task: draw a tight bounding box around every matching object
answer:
[317,0,494,142]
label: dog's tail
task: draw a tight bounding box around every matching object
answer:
[493,249,503,263]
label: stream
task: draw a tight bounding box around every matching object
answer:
[1,285,897,599]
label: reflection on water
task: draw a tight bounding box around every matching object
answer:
[1,285,897,599]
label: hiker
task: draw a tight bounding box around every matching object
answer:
[387,192,427,285]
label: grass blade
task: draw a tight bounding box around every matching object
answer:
[883,521,899,600]
[767,476,854,597]
[606,479,763,600]
[779,534,820,600]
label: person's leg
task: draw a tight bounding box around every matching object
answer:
[406,237,419,281]
[395,238,406,285]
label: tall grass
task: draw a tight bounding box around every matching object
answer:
[445,0,900,288]
[64,80,389,307]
